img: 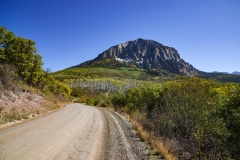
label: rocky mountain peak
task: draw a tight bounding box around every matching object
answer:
[92,38,197,76]
[73,38,198,76]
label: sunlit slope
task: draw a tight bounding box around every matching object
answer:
[52,67,173,81]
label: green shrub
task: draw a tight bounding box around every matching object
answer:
[93,97,101,106]
[111,92,126,109]
[218,86,240,159]
[71,87,86,97]
[86,98,95,106]
[74,97,87,103]
[100,99,112,108]
[0,64,18,90]
[85,96,101,106]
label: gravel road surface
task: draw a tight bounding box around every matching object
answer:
[0,104,155,160]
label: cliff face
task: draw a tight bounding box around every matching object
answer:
[76,38,198,75]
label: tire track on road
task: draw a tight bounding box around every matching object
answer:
[0,104,155,160]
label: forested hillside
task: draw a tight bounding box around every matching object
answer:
[0,27,71,124]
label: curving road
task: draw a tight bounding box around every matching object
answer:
[0,104,152,160]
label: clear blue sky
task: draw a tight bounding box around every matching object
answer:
[1,0,239,72]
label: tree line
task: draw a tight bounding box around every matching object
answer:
[0,27,71,100]
[67,78,142,93]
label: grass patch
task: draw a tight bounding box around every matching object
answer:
[0,112,29,124]
[150,137,178,160]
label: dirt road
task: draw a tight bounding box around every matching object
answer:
[0,104,153,160]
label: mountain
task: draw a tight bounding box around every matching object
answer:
[212,71,230,74]
[73,38,198,76]
[212,71,240,75]
[233,71,240,75]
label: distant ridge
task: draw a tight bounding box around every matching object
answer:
[73,38,198,76]
[212,71,229,74]
[212,71,240,75]
[233,71,240,75]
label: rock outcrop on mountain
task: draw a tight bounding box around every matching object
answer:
[74,38,198,76]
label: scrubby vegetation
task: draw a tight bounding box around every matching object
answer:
[66,74,240,159]
[110,78,240,159]
[0,27,71,100]
[0,27,72,123]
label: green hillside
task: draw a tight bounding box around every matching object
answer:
[52,66,174,82]
[55,57,240,83]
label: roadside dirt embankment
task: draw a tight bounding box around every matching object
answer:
[0,90,47,113]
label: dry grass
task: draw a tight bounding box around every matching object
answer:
[0,112,29,124]
[130,118,178,160]
[125,114,130,121]
[150,137,178,160]
[132,121,149,142]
